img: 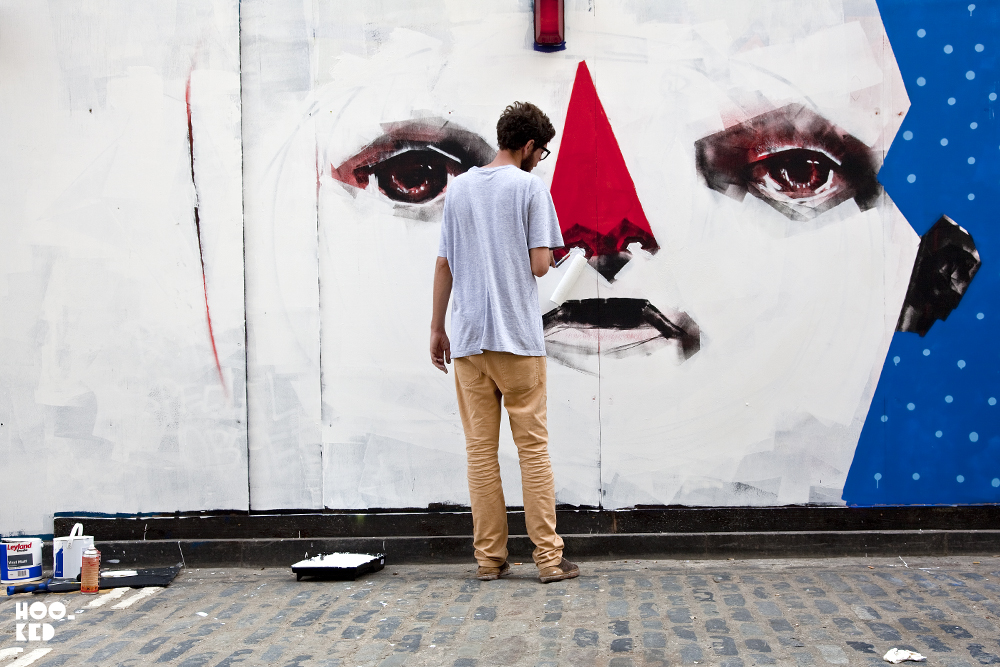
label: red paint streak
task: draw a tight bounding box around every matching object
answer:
[550,61,658,262]
[186,74,226,395]
[200,270,225,390]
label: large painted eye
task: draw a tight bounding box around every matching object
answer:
[695,104,880,221]
[369,149,451,204]
[745,148,845,208]
[332,118,495,207]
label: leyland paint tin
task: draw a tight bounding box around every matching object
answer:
[1,538,43,584]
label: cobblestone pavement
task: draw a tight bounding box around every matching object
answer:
[3,555,1000,666]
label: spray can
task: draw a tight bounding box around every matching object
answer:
[81,547,101,594]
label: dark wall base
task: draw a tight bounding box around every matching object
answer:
[87,530,1000,568]
[49,506,1000,567]
[54,505,1000,542]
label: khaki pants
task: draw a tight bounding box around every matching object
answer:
[454,350,564,569]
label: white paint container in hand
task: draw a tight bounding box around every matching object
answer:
[1,538,43,584]
[53,523,94,580]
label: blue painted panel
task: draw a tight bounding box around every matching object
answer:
[845,0,1000,504]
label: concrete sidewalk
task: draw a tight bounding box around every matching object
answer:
[2,555,998,666]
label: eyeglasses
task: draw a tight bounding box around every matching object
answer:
[539,146,550,161]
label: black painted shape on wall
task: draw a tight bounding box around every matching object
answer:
[543,297,700,358]
[896,215,981,336]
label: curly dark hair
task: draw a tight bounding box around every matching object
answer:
[496,101,556,151]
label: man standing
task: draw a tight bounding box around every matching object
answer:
[430,102,579,584]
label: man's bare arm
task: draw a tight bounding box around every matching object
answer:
[530,247,555,278]
[430,256,453,373]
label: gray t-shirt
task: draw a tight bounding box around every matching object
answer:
[438,165,564,358]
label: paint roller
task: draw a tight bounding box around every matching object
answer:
[549,250,589,306]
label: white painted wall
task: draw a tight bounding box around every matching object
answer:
[0,0,247,535]
[244,0,915,513]
[1,0,917,536]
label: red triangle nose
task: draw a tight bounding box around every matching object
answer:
[550,61,659,282]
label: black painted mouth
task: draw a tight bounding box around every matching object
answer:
[543,298,700,360]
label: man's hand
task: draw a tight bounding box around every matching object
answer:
[430,330,451,373]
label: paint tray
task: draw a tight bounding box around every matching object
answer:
[99,565,182,588]
[14,566,183,594]
[291,552,385,581]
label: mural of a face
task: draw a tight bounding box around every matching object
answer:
[304,0,920,509]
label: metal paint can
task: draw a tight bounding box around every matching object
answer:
[1,538,43,584]
[53,523,94,580]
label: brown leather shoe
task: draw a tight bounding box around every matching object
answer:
[477,561,511,581]
[538,558,580,583]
